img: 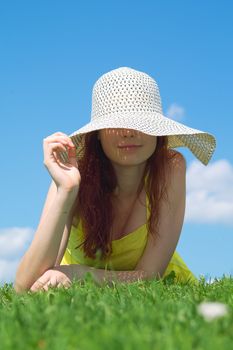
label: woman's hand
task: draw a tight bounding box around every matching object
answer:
[43,131,81,192]
[30,266,73,292]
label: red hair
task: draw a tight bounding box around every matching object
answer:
[72,130,178,260]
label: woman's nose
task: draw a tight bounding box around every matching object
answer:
[121,128,140,138]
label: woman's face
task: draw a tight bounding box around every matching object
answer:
[98,128,157,166]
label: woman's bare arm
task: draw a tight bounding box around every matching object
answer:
[14,181,78,293]
[14,131,80,293]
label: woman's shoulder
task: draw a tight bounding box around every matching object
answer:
[167,149,186,169]
[167,148,184,158]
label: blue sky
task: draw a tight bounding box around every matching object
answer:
[0,0,233,286]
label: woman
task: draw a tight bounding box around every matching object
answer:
[14,67,216,293]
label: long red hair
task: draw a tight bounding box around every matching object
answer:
[72,130,177,260]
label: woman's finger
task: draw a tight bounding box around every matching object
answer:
[44,135,75,148]
[30,280,45,292]
[42,284,50,292]
[57,280,71,289]
[49,275,58,287]
[30,275,50,292]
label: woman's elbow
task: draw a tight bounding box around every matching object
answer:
[13,278,31,294]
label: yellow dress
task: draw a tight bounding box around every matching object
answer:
[61,182,198,285]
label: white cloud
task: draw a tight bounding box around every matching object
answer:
[0,227,34,259]
[185,159,233,225]
[166,103,185,121]
[0,259,20,286]
[0,227,34,286]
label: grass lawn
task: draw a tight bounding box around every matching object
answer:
[0,273,232,350]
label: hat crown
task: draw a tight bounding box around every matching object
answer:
[91,67,163,120]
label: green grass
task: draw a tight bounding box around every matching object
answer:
[0,273,233,350]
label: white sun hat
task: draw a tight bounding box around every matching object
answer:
[60,66,216,165]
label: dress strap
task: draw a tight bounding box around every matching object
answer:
[146,192,150,220]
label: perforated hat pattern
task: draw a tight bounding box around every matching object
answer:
[91,67,163,121]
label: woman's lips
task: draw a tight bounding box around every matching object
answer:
[118,145,142,148]
[118,145,142,151]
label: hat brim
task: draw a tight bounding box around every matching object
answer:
[61,112,216,166]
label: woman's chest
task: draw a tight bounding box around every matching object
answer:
[110,189,147,240]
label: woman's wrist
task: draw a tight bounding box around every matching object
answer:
[57,185,79,199]
[55,187,78,211]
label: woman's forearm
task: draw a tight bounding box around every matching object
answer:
[14,189,77,292]
[79,266,148,286]
[58,264,149,286]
